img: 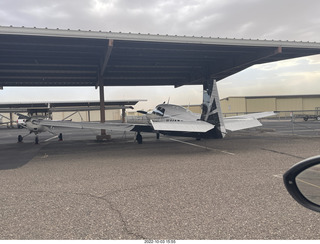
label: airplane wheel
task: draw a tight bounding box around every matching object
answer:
[136,133,143,144]
[156,133,160,139]
[35,136,39,144]
[58,133,63,141]
[18,135,23,143]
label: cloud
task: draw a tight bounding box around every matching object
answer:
[306,55,320,65]
[217,53,320,99]
[252,59,305,71]
[1,0,319,41]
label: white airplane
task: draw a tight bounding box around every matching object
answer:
[0,101,138,144]
[38,80,276,144]
[0,110,63,144]
[39,103,275,144]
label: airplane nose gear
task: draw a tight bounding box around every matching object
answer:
[18,135,23,143]
[35,135,39,144]
[58,133,63,141]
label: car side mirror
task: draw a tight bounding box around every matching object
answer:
[283,156,320,212]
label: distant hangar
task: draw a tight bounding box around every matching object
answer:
[221,95,320,118]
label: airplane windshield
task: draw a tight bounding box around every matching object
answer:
[156,107,165,115]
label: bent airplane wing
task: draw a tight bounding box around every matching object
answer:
[39,119,215,133]
[223,111,276,131]
[39,120,136,132]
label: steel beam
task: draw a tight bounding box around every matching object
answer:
[100,39,113,76]
[10,112,13,128]
[96,39,114,140]
[99,77,106,135]
[121,108,126,123]
[96,39,114,88]
[211,46,282,80]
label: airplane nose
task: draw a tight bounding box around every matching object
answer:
[153,109,163,116]
[31,120,39,125]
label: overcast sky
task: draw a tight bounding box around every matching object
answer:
[1,0,320,110]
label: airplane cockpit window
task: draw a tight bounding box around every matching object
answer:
[157,107,165,115]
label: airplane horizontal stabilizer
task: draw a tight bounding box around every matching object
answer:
[39,120,135,131]
[224,111,276,131]
[150,120,214,133]
[223,118,262,131]
[226,111,276,120]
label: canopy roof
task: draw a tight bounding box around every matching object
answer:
[0,100,142,113]
[1,26,320,87]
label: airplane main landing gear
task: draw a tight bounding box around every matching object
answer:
[35,135,39,144]
[18,135,23,143]
[18,132,32,143]
[136,132,142,144]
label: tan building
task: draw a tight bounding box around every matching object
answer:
[220,95,320,117]
[52,110,120,122]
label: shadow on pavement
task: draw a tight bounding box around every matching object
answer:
[0,143,43,170]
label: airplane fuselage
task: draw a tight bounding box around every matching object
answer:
[25,116,49,134]
[131,104,223,139]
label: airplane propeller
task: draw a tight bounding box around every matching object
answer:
[137,110,147,114]
[137,109,163,116]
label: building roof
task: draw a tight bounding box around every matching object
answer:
[221,94,320,100]
[0,100,143,113]
[1,25,320,87]
[0,100,142,108]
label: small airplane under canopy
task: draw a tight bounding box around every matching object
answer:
[0,100,140,144]
[0,81,275,144]
[38,80,276,144]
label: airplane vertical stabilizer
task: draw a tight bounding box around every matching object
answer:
[201,79,226,138]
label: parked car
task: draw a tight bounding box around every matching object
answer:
[17,116,27,129]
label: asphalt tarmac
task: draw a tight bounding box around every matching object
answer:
[1,120,320,240]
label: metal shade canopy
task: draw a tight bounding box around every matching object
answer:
[1,26,320,88]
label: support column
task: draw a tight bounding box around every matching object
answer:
[95,39,113,141]
[99,79,106,134]
[87,105,91,122]
[96,76,111,141]
[121,108,126,123]
[10,112,13,128]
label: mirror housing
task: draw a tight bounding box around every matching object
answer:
[283,155,320,212]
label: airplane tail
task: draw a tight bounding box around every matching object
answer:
[201,79,226,138]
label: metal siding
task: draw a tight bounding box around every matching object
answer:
[221,95,320,118]
[52,110,120,122]
[246,98,276,113]
[90,111,101,121]
[221,97,246,115]
[276,98,303,111]
[302,98,320,110]
[184,106,202,114]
